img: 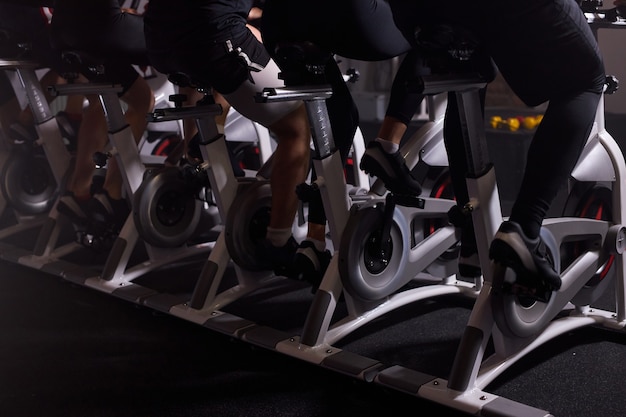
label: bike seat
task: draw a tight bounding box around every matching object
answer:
[164,72,216,108]
[272,41,333,86]
[410,24,496,94]
[167,72,210,90]
[59,50,106,81]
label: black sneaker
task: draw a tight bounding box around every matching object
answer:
[257,236,299,277]
[489,221,561,302]
[87,191,130,235]
[57,192,90,226]
[359,140,422,196]
[293,240,332,291]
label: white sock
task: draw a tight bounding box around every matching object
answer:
[375,137,399,153]
[265,227,292,247]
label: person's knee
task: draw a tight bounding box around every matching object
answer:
[122,76,154,113]
[270,104,310,145]
[84,94,104,115]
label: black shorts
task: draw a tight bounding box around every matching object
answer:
[146,29,271,95]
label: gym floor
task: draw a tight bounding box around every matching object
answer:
[1,114,626,417]
[2,257,626,417]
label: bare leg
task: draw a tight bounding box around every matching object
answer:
[101,75,154,199]
[376,115,407,147]
[68,94,109,198]
[267,103,310,230]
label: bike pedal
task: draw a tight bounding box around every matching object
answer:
[501,275,554,303]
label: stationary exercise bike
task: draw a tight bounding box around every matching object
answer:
[106,71,286,317]
[6,51,213,293]
[160,65,370,321]
[0,42,75,256]
[134,75,274,249]
[223,65,366,272]
[372,11,626,416]
[234,39,478,361]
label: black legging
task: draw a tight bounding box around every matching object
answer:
[262,0,605,241]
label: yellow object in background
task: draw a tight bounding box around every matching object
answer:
[489,115,503,129]
[489,114,543,132]
[521,114,544,130]
[506,117,520,131]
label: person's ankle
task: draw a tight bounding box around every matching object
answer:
[266,227,293,248]
[374,137,399,153]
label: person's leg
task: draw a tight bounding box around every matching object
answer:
[120,74,154,144]
[224,95,310,233]
[66,92,109,199]
[474,0,606,298]
[11,70,84,144]
[100,74,154,200]
[56,89,109,222]
[266,104,311,230]
[49,3,152,231]
[374,50,427,148]
[70,71,154,235]
[510,92,602,238]
[144,4,312,277]
[261,0,423,277]
[211,90,231,134]
[58,68,154,230]
[222,56,311,276]
[488,88,602,298]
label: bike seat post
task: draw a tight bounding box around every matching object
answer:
[413,25,501,282]
[14,64,54,123]
[295,90,352,244]
[457,86,503,284]
[194,105,239,216]
[304,94,334,158]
